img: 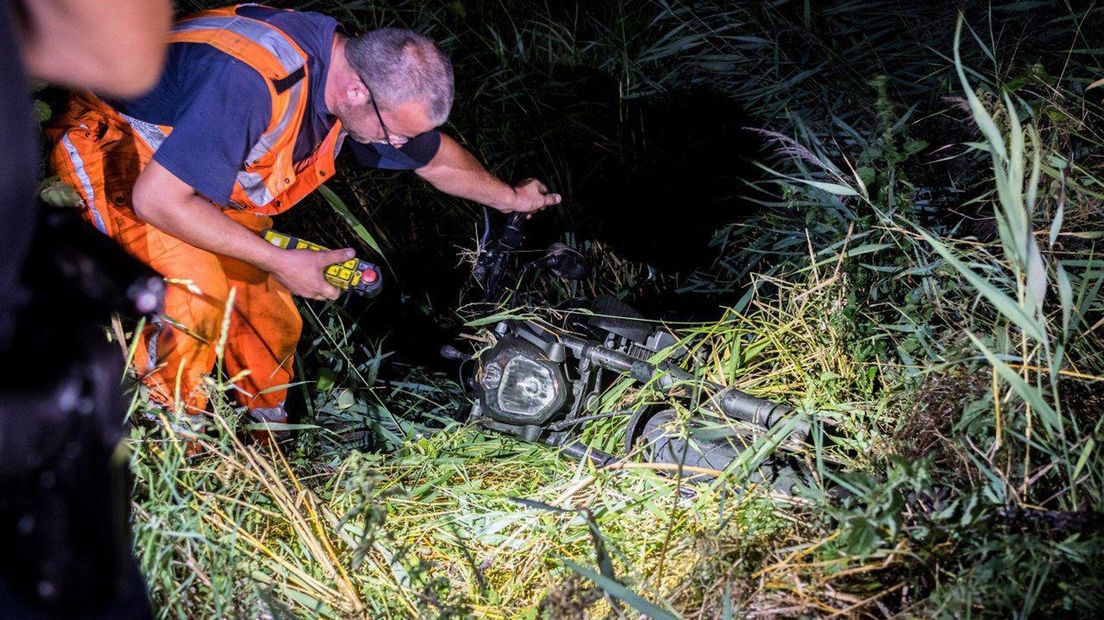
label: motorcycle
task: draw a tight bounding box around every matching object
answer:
[442,211,822,496]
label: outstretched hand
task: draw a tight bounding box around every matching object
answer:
[506,178,562,217]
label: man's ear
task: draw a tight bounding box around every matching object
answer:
[345,75,369,107]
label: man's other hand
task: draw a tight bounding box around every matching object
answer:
[507,178,561,215]
[271,248,353,300]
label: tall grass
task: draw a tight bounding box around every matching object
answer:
[106,1,1104,617]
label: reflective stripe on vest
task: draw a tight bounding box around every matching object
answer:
[59,132,108,233]
[120,113,168,152]
[118,5,309,210]
[172,14,307,166]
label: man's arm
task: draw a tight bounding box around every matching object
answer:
[415,133,562,213]
[131,160,354,301]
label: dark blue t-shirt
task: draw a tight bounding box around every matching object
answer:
[112,6,440,205]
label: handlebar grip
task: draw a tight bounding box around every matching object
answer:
[506,212,526,228]
[712,388,809,441]
[560,441,617,467]
[500,212,526,252]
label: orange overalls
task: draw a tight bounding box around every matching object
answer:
[46,5,346,424]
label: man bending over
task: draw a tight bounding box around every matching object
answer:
[48,4,560,434]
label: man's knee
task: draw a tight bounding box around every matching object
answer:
[285,304,304,339]
[161,262,233,344]
[272,292,304,354]
[253,298,303,359]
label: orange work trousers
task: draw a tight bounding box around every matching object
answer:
[46,94,301,422]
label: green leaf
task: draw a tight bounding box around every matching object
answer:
[1025,235,1047,313]
[1003,92,1025,211]
[1026,125,1042,217]
[1049,192,1065,248]
[954,16,1008,162]
[336,389,356,410]
[843,243,895,257]
[33,99,52,124]
[753,162,859,196]
[464,308,528,327]
[843,517,880,557]
[317,185,392,273]
[1057,262,1073,340]
[561,558,680,620]
[917,227,1045,341]
[39,178,83,208]
[316,367,336,392]
[904,139,929,156]
[792,178,860,197]
[966,332,1061,435]
[732,283,757,314]
[508,496,572,514]
[1072,437,1095,481]
[959,492,982,527]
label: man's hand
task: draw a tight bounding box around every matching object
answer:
[269,248,355,300]
[505,178,561,215]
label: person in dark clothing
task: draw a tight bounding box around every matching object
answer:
[1,0,171,341]
[0,4,42,349]
[1,1,171,617]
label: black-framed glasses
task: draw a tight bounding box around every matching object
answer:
[364,82,409,148]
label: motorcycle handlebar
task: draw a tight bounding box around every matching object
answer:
[559,441,618,467]
[476,210,528,301]
[556,330,809,441]
[712,388,809,441]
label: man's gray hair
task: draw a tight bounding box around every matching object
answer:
[345,28,454,126]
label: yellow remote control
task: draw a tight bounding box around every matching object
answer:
[262,229,382,297]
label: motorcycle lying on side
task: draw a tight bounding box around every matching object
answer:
[442,211,825,496]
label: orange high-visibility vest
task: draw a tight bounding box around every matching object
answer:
[119,4,344,214]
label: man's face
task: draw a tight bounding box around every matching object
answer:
[339,98,437,147]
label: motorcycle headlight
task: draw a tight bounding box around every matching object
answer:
[498,356,558,416]
[479,338,566,425]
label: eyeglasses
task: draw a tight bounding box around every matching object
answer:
[364,82,409,148]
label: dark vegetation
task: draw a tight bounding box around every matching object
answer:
[36,0,1104,617]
